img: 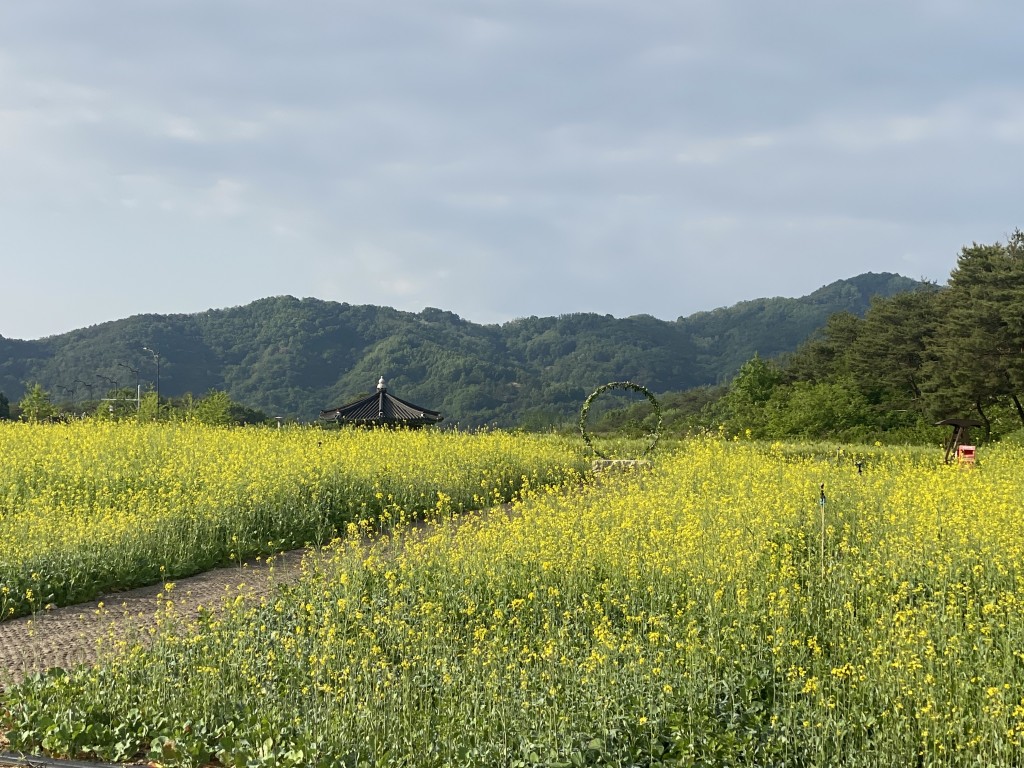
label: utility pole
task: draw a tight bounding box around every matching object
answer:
[118,363,141,411]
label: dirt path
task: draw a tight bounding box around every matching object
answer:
[0,500,532,693]
[0,549,310,691]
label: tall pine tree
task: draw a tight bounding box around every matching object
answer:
[927,233,1024,432]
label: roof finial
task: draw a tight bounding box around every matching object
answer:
[377,376,386,391]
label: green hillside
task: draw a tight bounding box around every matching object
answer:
[0,273,922,426]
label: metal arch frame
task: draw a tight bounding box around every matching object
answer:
[579,381,663,460]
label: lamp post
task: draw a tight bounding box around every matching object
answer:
[142,347,161,404]
[96,374,117,398]
[118,363,141,410]
[74,379,95,402]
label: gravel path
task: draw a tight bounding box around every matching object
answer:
[0,550,309,691]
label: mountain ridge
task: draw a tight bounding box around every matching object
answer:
[0,272,925,426]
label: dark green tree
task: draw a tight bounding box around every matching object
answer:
[783,312,862,384]
[926,234,1024,433]
[715,355,785,436]
[849,289,941,404]
[840,287,946,434]
[765,376,871,439]
[0,391,9,420]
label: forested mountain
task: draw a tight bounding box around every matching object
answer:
[0,272,921,426]
[703,231,1024,442]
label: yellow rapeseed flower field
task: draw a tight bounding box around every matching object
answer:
[4,434,1024,766]
[0,420,587,619]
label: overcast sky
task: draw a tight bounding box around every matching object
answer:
[1,1,1022,340]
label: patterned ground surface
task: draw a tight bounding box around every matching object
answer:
[0,549,309,691]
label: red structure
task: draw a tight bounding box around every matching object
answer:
[936,418,982,464]
[956,445,976,465]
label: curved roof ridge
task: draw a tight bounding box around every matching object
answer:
[319,381,442,426]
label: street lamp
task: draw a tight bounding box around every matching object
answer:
[74,379,95,401]
[118,363,141,410]
[142,347,161,403]
[96,374,117,397]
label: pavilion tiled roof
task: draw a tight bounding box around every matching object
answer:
[319,377,443,427]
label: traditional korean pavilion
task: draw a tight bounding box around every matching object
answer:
[319,377,443,428]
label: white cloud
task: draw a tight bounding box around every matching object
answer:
[0,1,1022,340]
[163,117,205,142]
[674,134,778,166]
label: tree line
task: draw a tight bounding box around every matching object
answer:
[2,385,269,427]
[690,231,1024,443]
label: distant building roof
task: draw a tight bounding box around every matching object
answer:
[319,376,443,427]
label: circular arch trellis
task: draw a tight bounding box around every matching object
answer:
[579,381,663,459]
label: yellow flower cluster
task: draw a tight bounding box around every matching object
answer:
[0,420,586,619]
[5,435,1024,766]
